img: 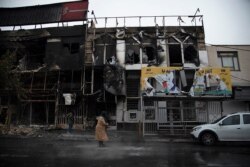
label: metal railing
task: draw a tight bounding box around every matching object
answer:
[1,15,203,31]
[87,15,203,28]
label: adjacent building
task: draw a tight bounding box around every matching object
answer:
[206,45,250,114]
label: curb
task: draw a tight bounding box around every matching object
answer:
[57,133,193,143]
[1,131,193,143]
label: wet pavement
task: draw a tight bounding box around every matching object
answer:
[1,128,250,167]
[1,136,250,167]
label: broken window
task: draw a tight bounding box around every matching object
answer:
[167,30,199,67]
[142,46,156,64]
[126,48,140,64]
[94,46,104,65]
[105,45,116,64]
[94,34,116,65]
[125,38,140,64]
[169,44,182,66]
[184,45,199,66]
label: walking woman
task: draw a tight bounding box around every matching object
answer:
[95,111,109,147]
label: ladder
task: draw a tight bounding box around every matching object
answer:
[83,26,95,94]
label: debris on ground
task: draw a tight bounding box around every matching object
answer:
[0,124,58,137]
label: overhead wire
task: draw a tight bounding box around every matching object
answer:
[231,75,250,83]
[206,43,250,52]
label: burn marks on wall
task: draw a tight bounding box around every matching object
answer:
[0,26,85,71]
[103,65,125,95]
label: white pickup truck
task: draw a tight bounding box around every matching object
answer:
[191,112,250,145]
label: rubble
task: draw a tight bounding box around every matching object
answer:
[0,124,57,137]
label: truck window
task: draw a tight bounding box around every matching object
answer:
[243,114,250,124]
[222,115,240,125]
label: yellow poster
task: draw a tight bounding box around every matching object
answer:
[140,67,232,96]
[191,68,232,96]
[141,67,182,96]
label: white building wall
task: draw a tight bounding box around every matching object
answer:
[207,45,250,116]
[206,45,250,86]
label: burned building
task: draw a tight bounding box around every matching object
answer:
[0,1,235,136]
[0,1,89,129]
[83,14,233,135]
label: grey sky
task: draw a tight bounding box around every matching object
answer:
[1,0,250,45]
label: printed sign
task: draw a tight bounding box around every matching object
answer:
[141,67,232,97]
[141,67,182,96]
[190,68,232,96]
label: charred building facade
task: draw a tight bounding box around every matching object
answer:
[0,1,88,129]
[86,18,232,135]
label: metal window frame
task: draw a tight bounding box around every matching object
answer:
[217,51,240,71]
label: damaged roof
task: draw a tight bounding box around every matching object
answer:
[0,0,89,26]
[0,29,51,41]
[0,25,86,39]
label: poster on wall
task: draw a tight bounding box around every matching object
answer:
[190,68,232,96]
[141,67,232,97]
[141,67,182,96]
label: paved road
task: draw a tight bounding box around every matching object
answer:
[0,137,250,167]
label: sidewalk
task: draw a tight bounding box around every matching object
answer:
[0,125,193,143]
[56,129,193,143]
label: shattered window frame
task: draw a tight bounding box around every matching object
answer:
[167,37,182,66]
[167,34,198,67]
[125,38,140,64]
[217,51,240,71]
[168,43,182,66]
[142,44,157,64]
[95,34,116,65]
